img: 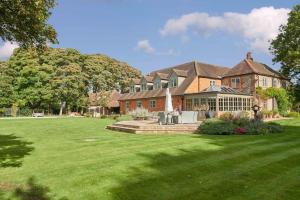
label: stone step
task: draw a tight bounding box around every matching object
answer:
[106,124,198,134]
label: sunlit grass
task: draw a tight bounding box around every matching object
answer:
[0,118,299,200]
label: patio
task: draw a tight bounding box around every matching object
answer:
[107,120,201,134]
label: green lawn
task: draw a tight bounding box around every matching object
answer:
[0,118,299,200]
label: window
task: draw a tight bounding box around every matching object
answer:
[162,82,168,88]
[242,98,247,110]
[193,98,199,109]
[210,80,216,86]
[149,100,156,108]
[125,101,130,112]
[219,98,224,111]
[154,79,161,90]
[233,97,238,111]
[229,97,234,111]
[263,100,268,109]
[238,98,242,110]
[129,85,135,93]
[141,82,147,91]
[185,99,192,111]
[207,98,216,111]
[169,76,178,88]
[272,79,277,87]
[262,77,268,87]
[281,80,287,89]
[231,77,240,88]
[224,97,229,111]
[247,99,251,110]
[136,100,142,108]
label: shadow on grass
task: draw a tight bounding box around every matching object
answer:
[11,177,68,200]
[0,134,34,168]
[110,125,300,200]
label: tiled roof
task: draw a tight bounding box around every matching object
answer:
[131,78,141,85]
[108,90,122,107]
[223,59,287,79]
[155,72,169,80]
[144,75,154,82]
[149,61,229,79]
[195,61,229,78]
[89,90,121,107]
[172,69,188,77]
[120,61,230,100]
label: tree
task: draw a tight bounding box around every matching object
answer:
[5,48,141,115]
[83,54,141,93]
[0,0,57,48]
[0,61,15,107]
[270,5,300,81]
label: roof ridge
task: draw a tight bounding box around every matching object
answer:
[149,61,195,74]
[195,60,229,69]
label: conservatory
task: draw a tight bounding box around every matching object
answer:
[184,86,253,118]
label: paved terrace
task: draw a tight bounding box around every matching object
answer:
[107,120,201,134]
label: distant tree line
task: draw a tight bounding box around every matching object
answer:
[0,48,141,115]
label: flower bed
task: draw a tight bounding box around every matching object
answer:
[197,112,283,135]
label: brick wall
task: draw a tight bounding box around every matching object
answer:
[120,96,183,114]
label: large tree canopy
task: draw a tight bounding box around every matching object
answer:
[2,48,141,114]
[270,4,300,81]
[0,0,57,48]
[83,54,141,93]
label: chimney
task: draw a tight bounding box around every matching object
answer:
[246,52,253,61]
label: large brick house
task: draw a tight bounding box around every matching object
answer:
[119,53,289,117]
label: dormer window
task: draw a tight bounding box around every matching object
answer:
[154,80,161,90]
[129,85,135,93]
[141,82,147,91]
[169,75,178,88]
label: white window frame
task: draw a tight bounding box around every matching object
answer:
[169,75,178,88]
[210,80,216,86]
[149,100,156,108]
[231,77,240,88]
[153,79,161,90]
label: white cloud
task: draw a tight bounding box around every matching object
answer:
[136,40,155,54]
[0,41,18,60]
[136,39,180,56]
[160,7,290,53]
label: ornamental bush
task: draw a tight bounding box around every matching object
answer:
[197,119,237,135]
[197,118,283,135]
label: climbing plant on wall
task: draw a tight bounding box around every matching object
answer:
[256,87,291,115]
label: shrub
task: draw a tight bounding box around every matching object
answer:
[261,109,272,118]
[272,109,279,118]
[198,118,283,135]
[239,111,250,119]
[286,111,300,118]
[219,112,234,121]
[19,107,33,116]
[129,107,150,120]
[197,119,237,135]
[235,127,247,135]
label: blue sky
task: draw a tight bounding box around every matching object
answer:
[1,0,299,73]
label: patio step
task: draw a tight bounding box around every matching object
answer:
[106,121,201,134]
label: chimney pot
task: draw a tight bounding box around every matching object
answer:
[246,52,253,61]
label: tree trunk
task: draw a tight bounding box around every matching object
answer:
[59,102,64,116]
